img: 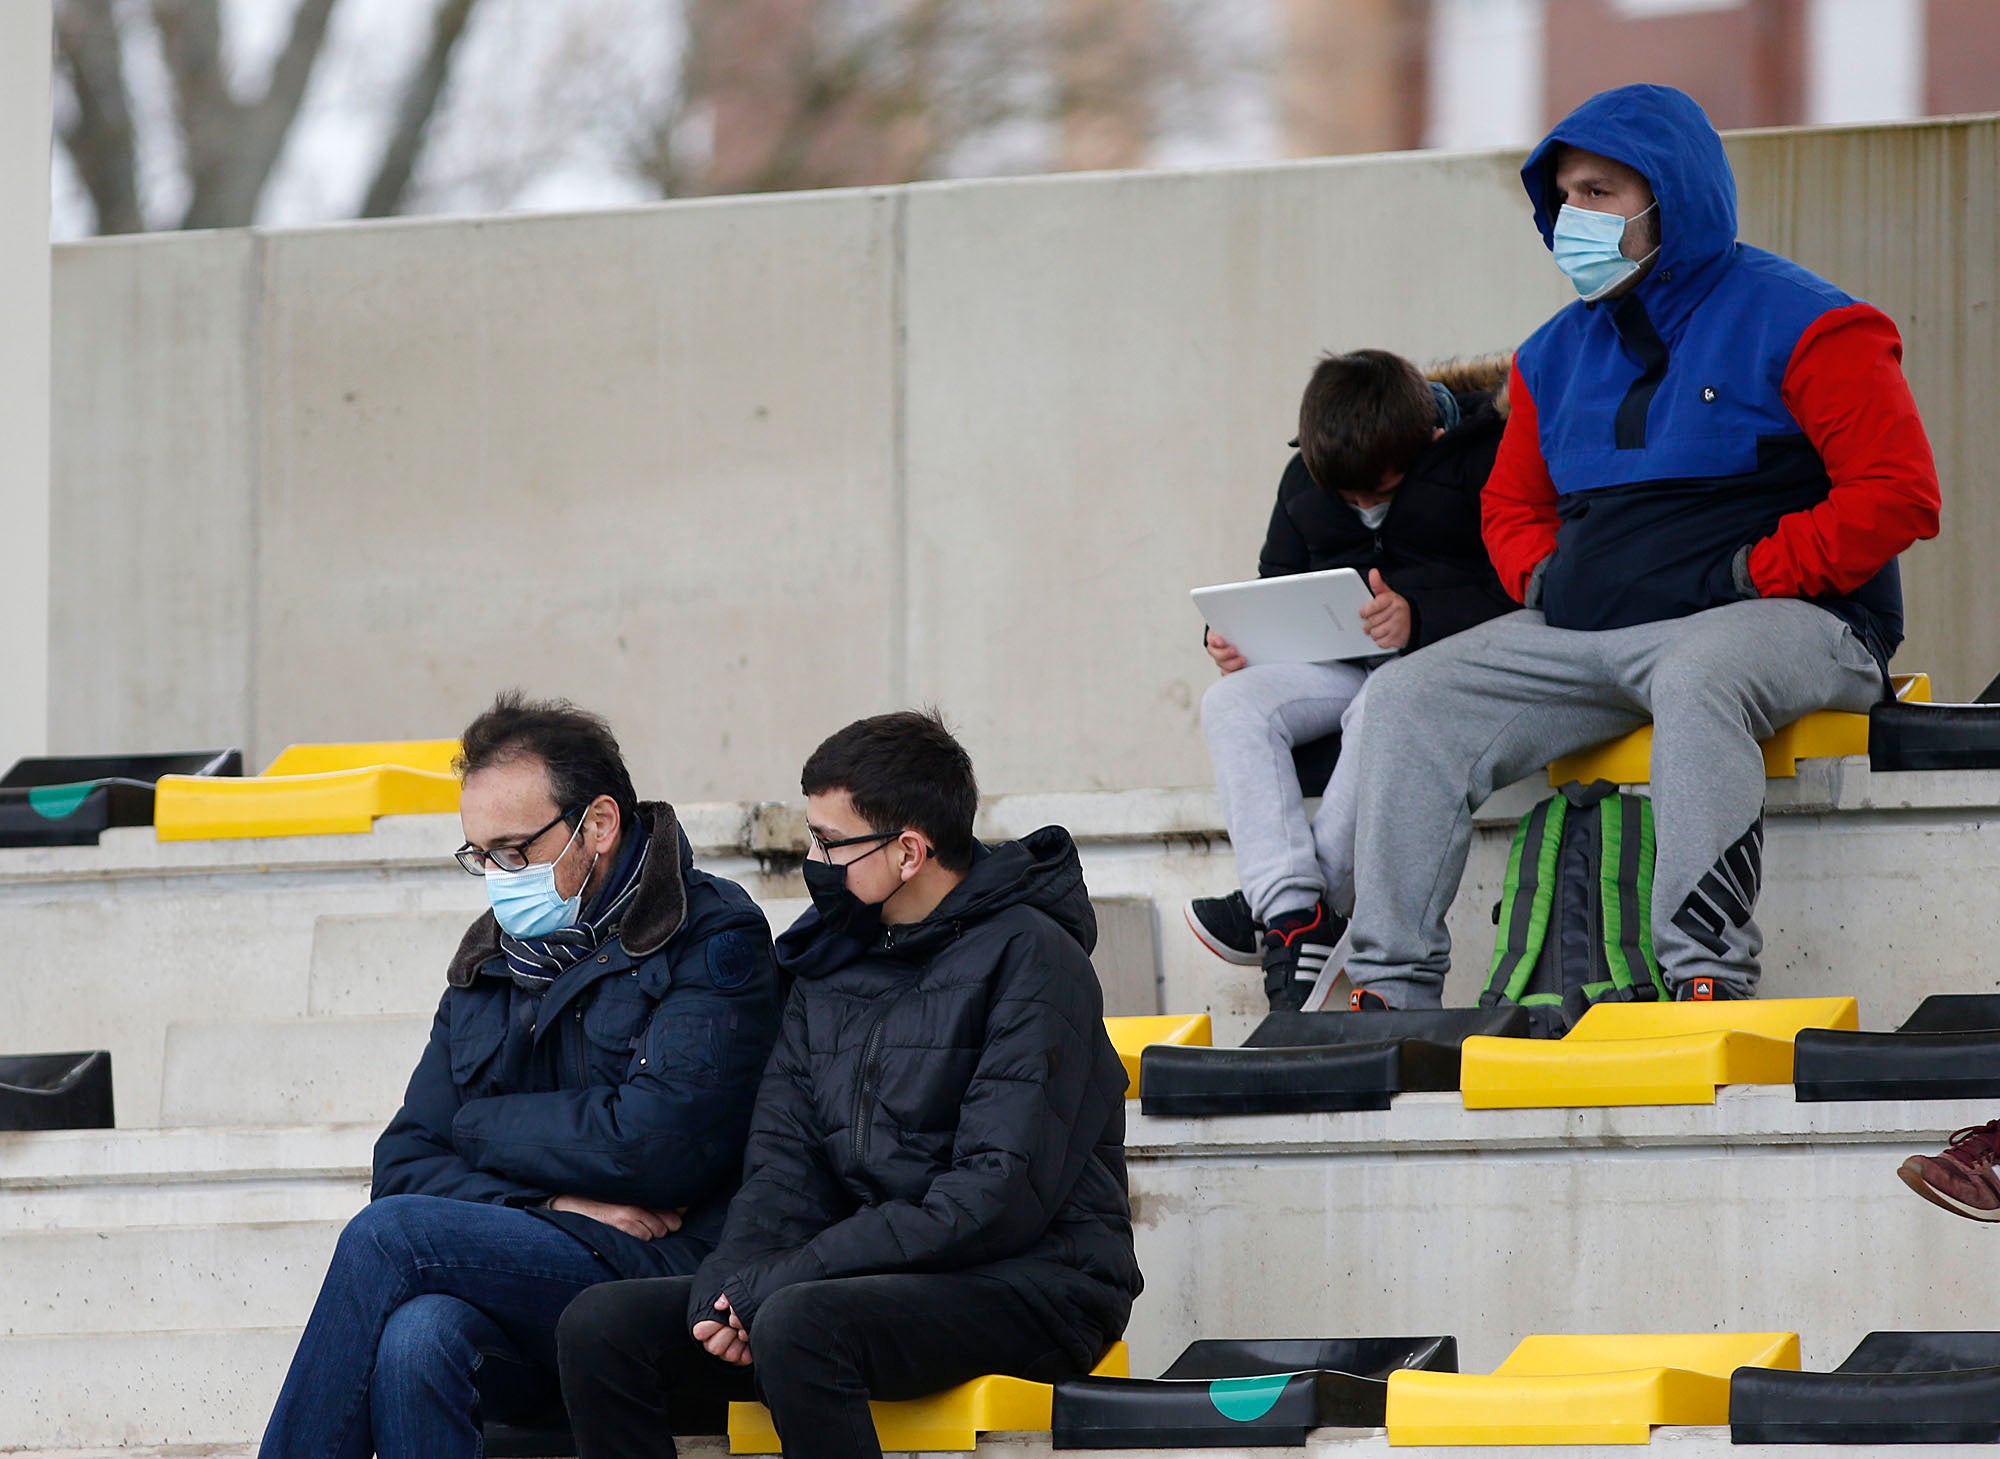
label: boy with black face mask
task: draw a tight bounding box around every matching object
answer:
[556,709,1141,1459]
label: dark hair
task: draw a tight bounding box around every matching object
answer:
[1297,349,1437,498]
[455,691,640,832]
[800,708,978,872]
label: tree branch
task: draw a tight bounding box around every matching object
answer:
[359,0,484,217]
[159,0,340,228]
[53,0,146,233]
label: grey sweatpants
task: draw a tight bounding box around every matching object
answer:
[1345,601,1883,1007]
[1200,660,1379,923]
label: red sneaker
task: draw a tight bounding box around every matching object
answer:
[1899,1120,2000,1221]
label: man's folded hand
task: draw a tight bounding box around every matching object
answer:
[547,1195,684,1242]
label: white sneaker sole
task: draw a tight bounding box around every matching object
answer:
[1183,898,1261,967]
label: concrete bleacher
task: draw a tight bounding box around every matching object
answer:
[6,760,2000,1455]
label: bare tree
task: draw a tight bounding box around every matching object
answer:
[631,0,1246,200]
[52,0,1257,235]
[52,0,487,235]
[53,0,147,234]
[359,0,484,217]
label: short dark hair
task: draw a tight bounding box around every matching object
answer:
[455,691,640,832]
[800,708,978,872]
[1297,349,1437,497]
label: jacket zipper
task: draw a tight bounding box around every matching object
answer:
[850,1011,890,1165]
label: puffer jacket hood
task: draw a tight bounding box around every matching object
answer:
[778,824,1097,976]
[1522,84,1737,335]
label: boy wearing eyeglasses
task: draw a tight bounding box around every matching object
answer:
[555,708,1141,1459]
[258,691,783,1459]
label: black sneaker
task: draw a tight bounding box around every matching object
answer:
[1674,976,1741,1002]
[1184,890,1262,967]
[1348,988,1392,1011]
[1261,903,1345,1013]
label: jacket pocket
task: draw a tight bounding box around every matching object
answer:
[582,979,658,1079]
[447,991,510,1093]
[643,1012,724,1083]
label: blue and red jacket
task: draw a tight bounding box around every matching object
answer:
[1484,84,1940,674]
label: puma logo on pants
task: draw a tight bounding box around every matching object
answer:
[1672,817,1765,957]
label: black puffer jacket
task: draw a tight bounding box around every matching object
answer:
[689,827,1140,1368]
[1256,366,1517,652]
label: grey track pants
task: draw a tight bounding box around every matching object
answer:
[1200,660,1378,923]
[1345,601,1883,1008]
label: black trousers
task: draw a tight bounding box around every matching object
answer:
[556,1271,1084,1459]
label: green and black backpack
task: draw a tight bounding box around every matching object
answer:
[1482,780,1666,1038]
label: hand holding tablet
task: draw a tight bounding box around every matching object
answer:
[1190,567,1386,666]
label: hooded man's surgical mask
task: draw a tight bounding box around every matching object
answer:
[1552,201,1659,303]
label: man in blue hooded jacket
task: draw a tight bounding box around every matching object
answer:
[258,692,783,1459]
[1342,84,1941,1008]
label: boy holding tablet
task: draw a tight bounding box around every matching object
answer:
[1190,349,1515,1012]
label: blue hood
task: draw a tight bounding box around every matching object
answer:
[1522,84,1737,306]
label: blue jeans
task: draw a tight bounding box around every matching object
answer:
[260,1194,697,1459]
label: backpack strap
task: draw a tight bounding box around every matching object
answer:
[1596,793,1666,999]
[1484,794,1568,1006]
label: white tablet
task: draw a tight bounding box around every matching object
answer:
[1191,567,1380,665]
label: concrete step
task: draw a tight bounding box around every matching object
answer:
[165,893,1160,1127]
[301,893,1157,1020]
[0,1122,374,1233]
[306,909,477,1016]
[6,1100,1999,1450]
[0,1326,303,1450]
[10,1090,1996,1376]
[1127,1085,2000,1377]
[159,1015,431,1127]
[0,1220,343,1337]
[11,772,2000,1124]
[9,1417,1996,1459]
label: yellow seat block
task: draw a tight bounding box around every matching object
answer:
[155,740,463,841]
[261,739,461,777]
[1387,1332,1799,1446]
[728,1343,1128,1452]
[1548,674,1929,786]
[1460,997,1858,1109]
[1104,1013,1211,1094]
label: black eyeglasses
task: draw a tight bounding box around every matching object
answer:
[806,827,900,865]
[455,805,584,875]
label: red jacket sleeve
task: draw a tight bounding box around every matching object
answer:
[1481,361,1560,603]
[1749,302,1941,598]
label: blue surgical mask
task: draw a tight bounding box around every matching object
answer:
[1552,201,1659,302]
[484,818,593,938]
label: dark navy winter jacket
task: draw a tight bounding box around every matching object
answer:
[372,803,783,1280]
[688,828,1141,1370]
[1484,84,1940,673]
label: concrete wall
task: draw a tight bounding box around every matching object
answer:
[1,1,51,769]
[48,117,1999,799]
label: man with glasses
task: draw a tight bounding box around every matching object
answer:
[555,709,1141,1459]
[259,692,783,1459]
